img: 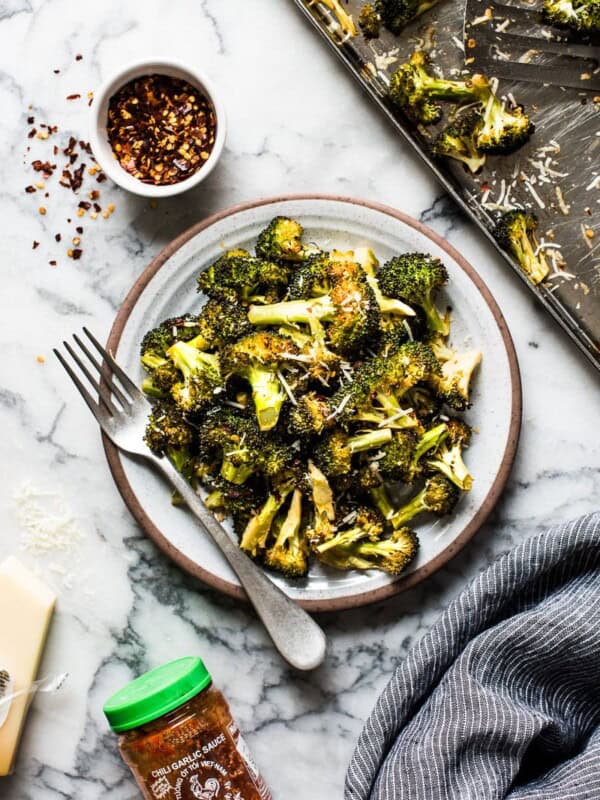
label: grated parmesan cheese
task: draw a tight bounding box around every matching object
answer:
[13,483,82,554]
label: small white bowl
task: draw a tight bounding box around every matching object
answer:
[89,59,226,198]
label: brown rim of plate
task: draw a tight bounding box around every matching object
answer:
[104,193,522,613]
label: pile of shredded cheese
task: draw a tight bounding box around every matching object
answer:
[13,483,82,555]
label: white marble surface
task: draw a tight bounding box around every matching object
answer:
[0,1,598,798]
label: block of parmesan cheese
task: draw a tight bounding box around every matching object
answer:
[0,557,56,776]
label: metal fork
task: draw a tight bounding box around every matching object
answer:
[464,0,600,91]
[54,328,327,671]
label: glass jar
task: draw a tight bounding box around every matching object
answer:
[103,656,272,800]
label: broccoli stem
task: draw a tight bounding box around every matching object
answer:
[422,298,449,335]
[248,296,335,327]
[348,428,393,454]
[414,423,448,463]
[389,489,426,528]
[369,485,395,520]
[277,489,303,546]
[247,366,286,432]
[428,452,473,491]
[141,377,166,399]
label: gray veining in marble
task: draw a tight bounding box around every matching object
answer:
[0,1,599,798]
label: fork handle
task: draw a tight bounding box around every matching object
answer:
[153,459,327,671]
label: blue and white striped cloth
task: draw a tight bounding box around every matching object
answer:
[346,512,600,800]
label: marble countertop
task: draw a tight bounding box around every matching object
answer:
[1,1,598,798]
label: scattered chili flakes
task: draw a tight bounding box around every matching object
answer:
[75,54,83,61]
[106,74,216,185]
[53,69,60,74]
[66,93,81,101]
[27,115,34,124]
[76,226,83,234]
[32,240,40,249]
[25,185,36,193]
[49,260,57,266]
[55,233,62,242]
[39,206,47,215]
[71,248,82,260]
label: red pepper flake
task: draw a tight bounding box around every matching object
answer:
[25,185,36,193]
[78,200,91,210]
[28,128,37,138]
[53,69,60,74]
[106,74,216,186]
[93,202,101,213]
[32,240,40,249]
[96,172,107,183]
[76,226,83,234]
[49,260,57,266]
[55,233,62,242]
[27,115,34,124]
[66,93,81,101]
[71,248,82,260]
[75,54,83,61]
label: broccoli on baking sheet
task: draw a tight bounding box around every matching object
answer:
[433,112,487,175]
[359,0,442,37]
[471,75,534,155]
[543,0,600,34]
[140,215,482,578]
[313,0,358,36]
[494,210,550,285]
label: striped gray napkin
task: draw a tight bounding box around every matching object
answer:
[346,512,600,800]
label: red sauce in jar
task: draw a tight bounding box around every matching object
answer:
[104,657,271,800]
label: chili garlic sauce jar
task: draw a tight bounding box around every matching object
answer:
[104,657,272,800]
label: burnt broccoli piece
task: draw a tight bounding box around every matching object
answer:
[144,402,196,480]
[378,252,449,335]
[494,210,550,286]
[389,51,477,125]
[376,0,442,33]
[198,249,290,304]
[390,474,460,528]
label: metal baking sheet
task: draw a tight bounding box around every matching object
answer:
[292,0,600,370]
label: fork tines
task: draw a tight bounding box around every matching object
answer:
[54,328,142,423]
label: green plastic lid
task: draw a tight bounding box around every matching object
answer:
[103,656,212,732]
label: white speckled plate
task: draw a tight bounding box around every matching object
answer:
[104,195,521,611]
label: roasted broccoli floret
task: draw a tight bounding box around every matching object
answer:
[341,247,416,319]
[379,423,448,483]
[255,217,319,262]
[378,252,449,335]
[140,314,203,367]
[141,361,182,399]
[249,255,380,356]
[359,2,382,36]
[222,332,298,431]
[471,75,534,155]
[288,392,334,437]
[264,490,309,578]
[429,336,482,410]
[375,0,441,33]
[198,249,290,304]
[316,506,385,554]
[433,111,487,174]
[191,299,252,351]
[144,402,195,473]
[329,341,440,428]
[318,526,419,575]
[390,474,460,528]
[314,427,393,477]
[198,408,289,485]
[494,210,550,286]
[239,480,295,558]
[167,341,222,414]
[543,0,600,37]
[426,417,473,490]
[389,51,477,125]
